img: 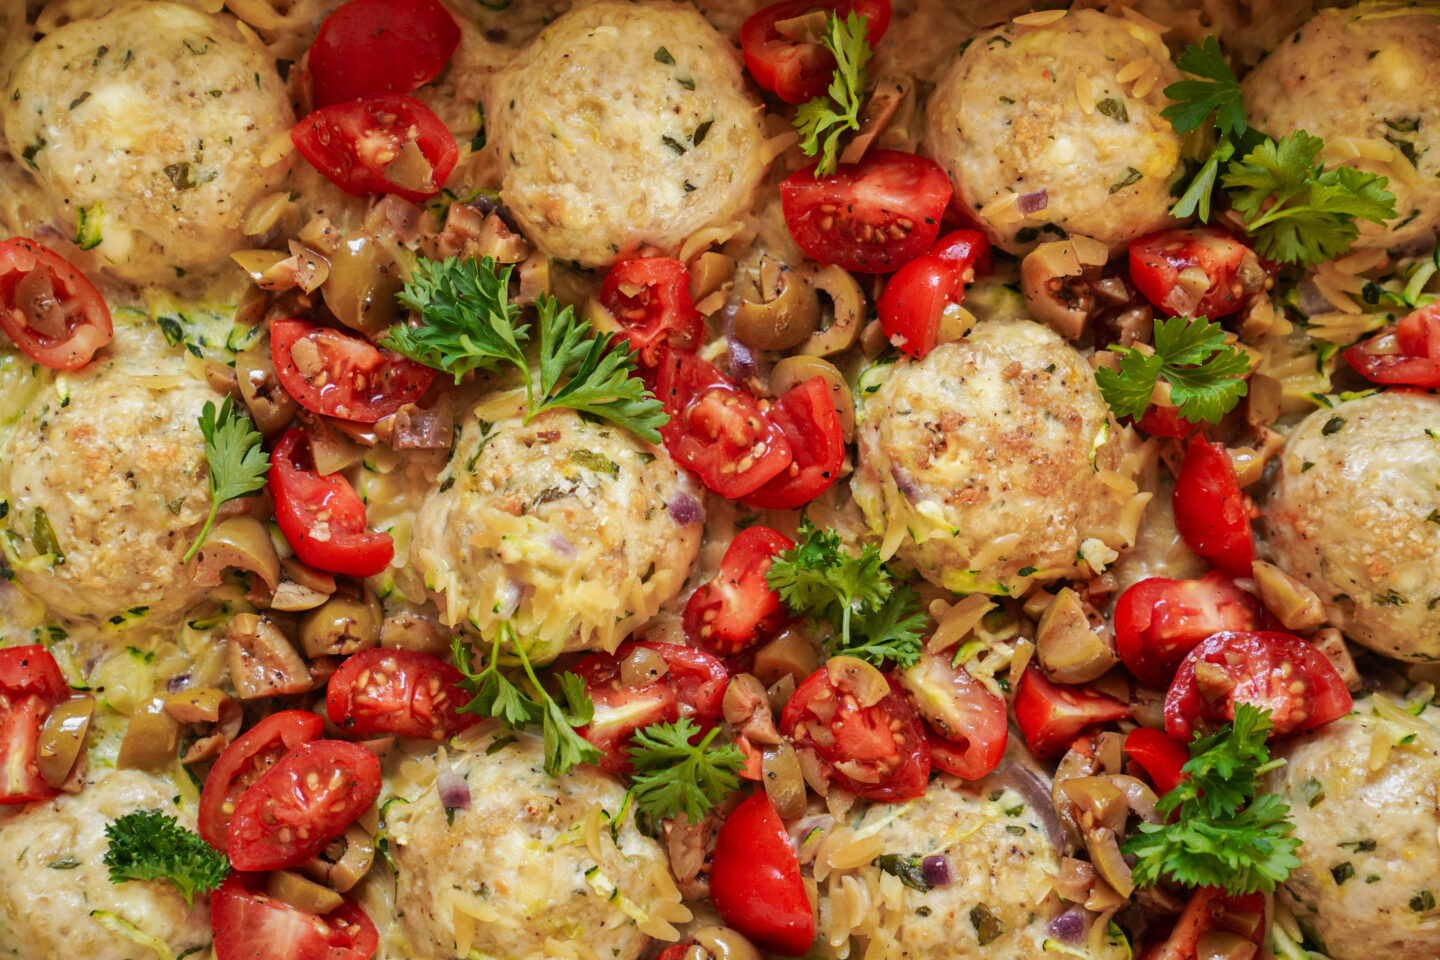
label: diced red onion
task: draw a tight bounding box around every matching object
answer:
[548,533,577,559]
[890,467,923,504]
[1047,905,1091,943]
[668,491,704,526]
[437,770,471,811]
[1018,189,1049,215]
[496,579,526,619]
[997,762,1067,852]
[166,673,192,693]
[921,854,953,887]
[723,306,759,383]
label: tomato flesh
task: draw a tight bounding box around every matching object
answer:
[600,258,703,367]
[0,645,69,804]
[198,710,325,852]
[711,791,815,956]
[740,0,892,104]
[270,429,395,578]
[1123,727,1191,798]
[1128,228,1265,319]
[1114,572,1272,689]
[877,229,991,359]
[683,526,793,656]
[212,872,379,960]
[308,0,460,108]
[899,650,1007,781]
[0,237,113,370]
[1143,887,1265,960]
[1345,301,1440,388]
[740,377,845,509]
[271,319,435,423]
[1013,668,1132,760]
[326,648,475,741]
[1173,434,1256,579]
[291,93,458,204]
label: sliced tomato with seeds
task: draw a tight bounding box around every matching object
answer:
[740,377,845,510]
[1014,668,1132,760]
[899,650,1007,781]
[198,710,325,851]
[1114,572,1273,689]
[600,257,704,367]
[325,648,475,741]
[270,318,435,423]
[0,645,69,805]
[1142,887,1265,960]
[1345,301,1440,389]
[684,526,794,656]
[740,0,892,104]
[1173,434,1256,579]
[212,872,379,960]
[308,0,461,108]
[1129,228,1267,320]
[710,791,815,956]
[0,237,112,370]
[270,428,394,578]
[291,93,458,204]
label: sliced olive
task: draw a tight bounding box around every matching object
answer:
[796,263,866,356]
[768,355,856,441]
[689,251,736,304]
[1035,588,1118,684]
[190,515,281,594]
[299,587,383,658]
[733,256,820,352]
[300,823,375,893]
[752,627,820,688]
[117,697,180,770]
[323,234,402,336]
[266,870,344,914]
[235,343,298,435]
[36,696,93,787]
[227,613,312,699]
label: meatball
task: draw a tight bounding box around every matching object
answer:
[1260,391,1440,661]
[386,733,681,960]
[924,8,1184,254]
[1266,699,1440,960]
[486,0,769,268]
[0,345,226,622]
[2,1,294,282]
[1243,3,1440,252]
[411,407,703,662]
[0,770,211,960]
[852,319,1133,594]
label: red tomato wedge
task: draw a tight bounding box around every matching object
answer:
[0,237,112,370]
[326,648,475,741]
[198,710,325,852]
[0,645,69,805]
[599,257,704,367]
[1173,434,1256,579]
[780,150,951,274]
[877,229,991,359]
[740,377,845,510]
[1123,727,1191,798]
[291,93,458,204]
[1345,301,1440,388]
[683,526,794,656]
[212,872,379,960]
[1014,668,1132,760]
[711,791,815,956]
[740,0,892,104]
[1128,228,1266,320]
[899,650,1007,781]
[270,429,394,578]
[1142,887,1265,960]
[308,0,460,109]
[270,319,435,423]
[1136,403,1197,438]
[1114,572,1272,689]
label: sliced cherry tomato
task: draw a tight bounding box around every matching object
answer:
[740,0,891,104]
[308,0,460,109]
[1114,572,1272,689]
[656,948,693,960]
[877,229,992,359]
[780,661,930,801]
[599,258,703,367]
[198,710,325,851]
[1345,301,1440,388]
[683,526,794,655]
[229,739,382,871]
[1135,404,1196,438]
[212,872,379,960]
[656,348,793,499]
[741,377,845,509]
[930,228,993,276]
[1123,727,1190,798]
[270,319,435,423]
[1128,228,1266,319]
[735,733,765,781]
[899,650,1007,781]
[0,237,112,370]
[1165,631,1353,741]
[291,93,458,204]
[1013,668,1132,760]
[0,645,69,804]
[780,150,952,274]
[576,641,729,772]
[270,429,394,578]
[1144,887,1265,960]
[711,791,815,956]
[326,648,475,741]
[1173,434,1255,579]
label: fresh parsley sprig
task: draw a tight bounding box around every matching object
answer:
[386,256,667,443]
[794,12,872,177]
[1124,704,1301,896]
[766,519,926,667]
[1095,315,1250,425]
[182,397,269,564]
[103,810,228,906]
[628,718,745,821]
[1161,36,1246,139]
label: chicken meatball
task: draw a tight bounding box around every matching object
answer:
[925,8,1184,254]
[486,0,769,267]
[1266,698,1440,960]
[1243,2,1440,252]
[1261,391,1440,661]
[0,769,210,960]
[852,319,1134,594]
[411,407,703,662]
[2,1,294,281]
[386,733,683,960]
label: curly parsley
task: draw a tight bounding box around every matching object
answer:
[1161,36,1246,138]
[793,12,873,177]
[103,810,228,906]
[182,397,268,564]
[1095,315,1251,425]
[628,718,745,821]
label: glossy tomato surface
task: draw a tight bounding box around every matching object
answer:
[326,648,475,741]
[0,237,112,370]
[1345,301,1440,388]
[198,710,326,851]
[740,377,845,509]
[878,229,990,359]
[270,319,435,423]
[740,0,891,104]
[683,526,794,656]
[600,257,703,367]
[308,0,460,108]
[1142,887,1264,960]
[1123,727,1191,798]
[1114,572,1272,689]
[899,650,1007,781]
[0,645,69,804]
[1173,435,1255,578]
[270,429,395,578]
[212,872,379,960]
[1014,668,1132,760]
[291,93,457,203]
[711,791,815,956]
[1129,228,1265,319]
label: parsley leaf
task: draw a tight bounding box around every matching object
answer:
[1096,315,1250,425]
[103,810,228,906]
[1170,137,1236,221]
[182,396,268,563]
[794,12,872,177]
[628,718,745,821]
[1162,36,1247,138]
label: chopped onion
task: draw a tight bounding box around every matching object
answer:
[547,533,578,559]
[1047,905,1091,944]
[920,854,953,887]
[437,770,471,812]
[1018,189,1049,215]
[723,305,759,382]
[667,492,704,526]
[998,763,1067,852]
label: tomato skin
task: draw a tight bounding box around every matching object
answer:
[291,93,458,204]
[270,319,436,423]
[212,872,379,960]
[683,526,794,656]
[1123,727,1190,797]
[1165,631,1353,741]
[1144,887,1265,960]
[0,237,113,370]
[740,377,845,509]
[1345,301,1440,388]
[899,650,1007,781]
[711,791,815,956]
[198,710,326,851]
[270,429,395,578]
[780,150,952,274]
[1173,434,1256,579]
[656,948,692,960]
[599,258,704,367]
[1135,404,1196,438]
[326,649,475,741]
[308,0,460,109]
[1128,228,1265,319]
[1013,669,1132,760]
[877,256,959,360]
[1113,572,1272,689]
[0,645,69,804]
[655,348,793,499]
[740,0,891,104]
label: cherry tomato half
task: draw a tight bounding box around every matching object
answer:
[1123,727,1191,798]
[1143,887,1265,960]
[212,872,379,960]
[291,93,458,204]
[270,429,395,578]
[1165,631,1353,741]
[0,645,69,804]
[1345,301,1440,389]
[1114,572,1272,689]
[780,150,951,274]
[710,791,815,956]
[308,0,460,109]
[683,526,794,656]
[0,237,112,370]
[877,229,991,359]
[740,0,892,104]
[1128,228,1266,320]
[600,257,704,367]
[740,377,845,509]
[326,648,475,741]
[899,650,1007,781]
[198,710,325,852]
[1173,434,1256,579]
[781,661,931,802]
[1013,668,1132,760]
[270,319,435,423]
[1135,403,1197,439]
